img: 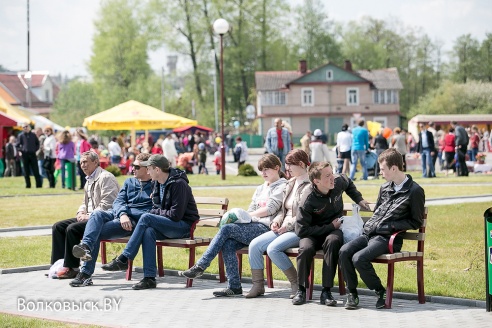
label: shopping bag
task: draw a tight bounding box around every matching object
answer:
[219,208,252,227]
[340,203,364,244]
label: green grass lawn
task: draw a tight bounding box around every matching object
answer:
[0,313,101,328]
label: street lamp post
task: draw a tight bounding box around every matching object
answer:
[213,18,229,180]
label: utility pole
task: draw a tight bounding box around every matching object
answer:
[161,67,165,112]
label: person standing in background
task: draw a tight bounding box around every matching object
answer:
[372,129,389,177]
[349,120,370,181]
[336,124,352,175]
[417,123,436,178]
[35,127,47,184]
[16,123,42,188]
[57,130,76,189]
[4,136,17,177]
[265,118,291,170]
[108,137,122,165]
[390,127,407,172]
[43,127,57,188]
[310,129,330,163]
[450,121,469,176]
[75,129,91,189]
[300,131,312,158]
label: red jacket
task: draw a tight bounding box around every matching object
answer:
[444,133,455,152]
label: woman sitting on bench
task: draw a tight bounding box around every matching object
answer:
[182,154,287,297]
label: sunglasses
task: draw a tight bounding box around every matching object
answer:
[133,165,142,171]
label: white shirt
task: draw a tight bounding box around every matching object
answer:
[337,131,352,152]
[107,141,121,157]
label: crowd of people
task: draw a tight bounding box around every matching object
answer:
[293,119,492,180]
[2,125,245,187]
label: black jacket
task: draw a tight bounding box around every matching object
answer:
[149,168,199,226]
[16,131,39,154]
[295,174,364,238]
[417,130,435,153]
[363,174,425,238]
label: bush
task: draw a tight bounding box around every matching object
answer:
[238,164,258,176]
[105,165,122,177]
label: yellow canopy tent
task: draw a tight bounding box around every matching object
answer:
[83,100,197,146]
[0,96,32,125]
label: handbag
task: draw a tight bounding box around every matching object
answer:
[42,157,53,170]
[219,208,252,227]
[340,203,364,244]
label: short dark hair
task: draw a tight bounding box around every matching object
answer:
[285,149,310,168]
[257,154,286,179]
[308,162,332,183]
[378,148,403,171]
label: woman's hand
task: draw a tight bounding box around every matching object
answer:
[271,221,280,232]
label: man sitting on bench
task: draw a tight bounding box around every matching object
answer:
[101,154,199,290]
[70,153,153,287]
[339,148,425,310]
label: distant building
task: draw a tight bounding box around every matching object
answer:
[255,60,403,143]
[0,71,60,118]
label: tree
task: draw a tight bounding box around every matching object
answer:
[293,0,342,69]
[480,33,492,82]
[450,34,481,83]
[89,0,152,110]
[52,80,99,127]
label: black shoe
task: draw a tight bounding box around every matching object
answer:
[345,293,359,310]
[72,243,92,262]
[212,287,243,297]
[101,257,128,271]
[375,289,386,309]
[292,290,306,305]
[320,290,337,306]
[181,265,204,279]
[132,277,157,290]
[69,272,93,287]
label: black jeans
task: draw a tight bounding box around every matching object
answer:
[21,152,42,188]
[339,234,401,291]
[296,229,343,288]
[51,218,87,268]
[457,146,469,176]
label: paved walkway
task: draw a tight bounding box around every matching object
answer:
[0,269,490,328]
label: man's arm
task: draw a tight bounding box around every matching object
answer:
[112,179,131,218]
[265,129,272,153]
[93,175,120,212]
[150,181,189,221]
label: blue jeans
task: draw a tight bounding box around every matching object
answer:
[420,149,435,177]
[80,210,135,276]
[349,150,368,180]
[122,213,191,278]
[249,231,299,271]
[196,222,269,289]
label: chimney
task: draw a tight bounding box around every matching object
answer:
[298,59,307,74]
[344,60,352,71]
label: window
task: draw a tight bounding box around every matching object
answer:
[262,91,286,106]
[373,90,399,104]
[373,116,387,128]
[346,88,359,106]
[326,70,333,81]
[45,90,50,102]
[302,88,314,106]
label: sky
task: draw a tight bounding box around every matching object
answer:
[0,0,491,78]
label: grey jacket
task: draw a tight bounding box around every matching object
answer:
[248,178,287,227]
[78,167,120,214]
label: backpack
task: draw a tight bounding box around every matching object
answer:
[233,145,242,162]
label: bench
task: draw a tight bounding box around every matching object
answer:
[236,203,428,309]
[100,196,229,287]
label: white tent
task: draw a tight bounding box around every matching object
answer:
[32,115,64,131]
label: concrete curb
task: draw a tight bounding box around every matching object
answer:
[0,265,50,274]
[0,225,51,233]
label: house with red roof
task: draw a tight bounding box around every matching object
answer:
[255,60,403,143]
[0,71,60,117]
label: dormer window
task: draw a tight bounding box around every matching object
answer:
[326,70,333,81]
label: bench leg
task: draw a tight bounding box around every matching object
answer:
[157,246,164,277]
[307,260,315,301]
[186,246,196,288]
[218,252,226,283]
[265,255,274,288]
[417,259,425,304]
[100,241,107,264]
[385,262,395,309]
[126,260,133,281]
[337,264,346,295]
[237,253,243,279]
